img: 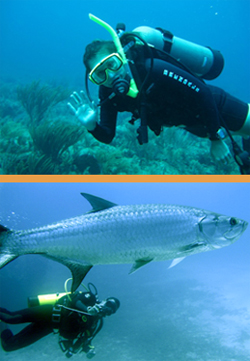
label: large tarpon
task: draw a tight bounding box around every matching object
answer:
[0,193,248,292]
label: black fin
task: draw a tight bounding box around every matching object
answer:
[45,255,92,293]
[129,258,153,274]
[67,262,92,293]
[81,193,117,213]
[0,225,10,233]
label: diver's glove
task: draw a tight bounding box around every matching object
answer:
[67,91,97,131]
[210,139,231,164]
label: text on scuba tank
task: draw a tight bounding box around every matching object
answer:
[163,69,200,92]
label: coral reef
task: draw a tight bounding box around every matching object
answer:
[30,119,85,161]
[16,81,70,124]
[0,79,241,175]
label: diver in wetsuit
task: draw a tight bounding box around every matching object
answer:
[68,15,250,173]
[0,284,120,358]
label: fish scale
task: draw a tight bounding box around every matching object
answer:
[0,193,248,292]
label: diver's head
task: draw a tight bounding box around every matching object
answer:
[83,40,127,88]
[105,297,120,313]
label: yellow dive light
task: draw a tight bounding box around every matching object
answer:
[89,13,139,98]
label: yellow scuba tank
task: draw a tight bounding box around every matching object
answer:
[28,292,71,307]
[132,26,224,80]
[27,278,89,307]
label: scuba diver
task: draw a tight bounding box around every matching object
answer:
[68,14,250,174]
[0,282,120,359]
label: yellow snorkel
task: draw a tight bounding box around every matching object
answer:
[89,13,139,98]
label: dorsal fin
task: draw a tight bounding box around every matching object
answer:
[81,193,117,213]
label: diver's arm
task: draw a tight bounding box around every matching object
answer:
[200,88,231,162]
[193,97,231,163]
[198,90,221,142]
[197,93,232,162]
[89,87,118,144]
[74,300,89,312]
[71,293,91,312]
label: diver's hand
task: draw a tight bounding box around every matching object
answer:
[87,302,106,316]
[210,139,231,164]
[87,301,114,317]
[67,91,97,131]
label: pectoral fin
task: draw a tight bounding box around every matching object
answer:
[45,255,92,293]
[129,258,153,274]
[168,257,186,269]
[179,242,205,252]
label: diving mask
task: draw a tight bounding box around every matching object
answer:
[89,53,124,85]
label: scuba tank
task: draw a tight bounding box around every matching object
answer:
[28,280,98,307]
[132,26,224,80]
[28,278,77,307]
[28,292,71,307]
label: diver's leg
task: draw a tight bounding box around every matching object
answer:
[242,136,250,152]
[1,322,52,351]
[208,85,249,136]
[0,305,53,324]
[0,308,23,324]
[234,103,250,136]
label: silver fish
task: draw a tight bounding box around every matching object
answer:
[0,193,248,292]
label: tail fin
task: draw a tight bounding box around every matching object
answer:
[0,225,18,268]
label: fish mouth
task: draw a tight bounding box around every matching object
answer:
[243,220,248,231]
[240,220,248,236]
[224,220,248,241]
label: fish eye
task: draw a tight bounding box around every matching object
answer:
[230,217,237,226]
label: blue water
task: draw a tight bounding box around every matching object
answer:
[0,182,249,360]
[0,0,250,101]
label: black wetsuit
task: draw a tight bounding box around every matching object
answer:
[90,53,248,144]
[0,292,118,355]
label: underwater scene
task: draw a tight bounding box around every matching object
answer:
[0,182,249,361]
[1,0,250,175]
